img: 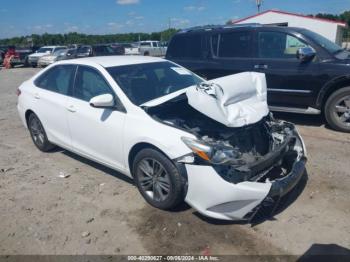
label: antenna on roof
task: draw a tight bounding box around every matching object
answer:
[256,0,263,13]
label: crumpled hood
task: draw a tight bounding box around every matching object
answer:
[186,72,269,127]
[142,72,269,128]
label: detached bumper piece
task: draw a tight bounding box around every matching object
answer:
[245,156,307,223]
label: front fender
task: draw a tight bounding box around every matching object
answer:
[123,114,194,174]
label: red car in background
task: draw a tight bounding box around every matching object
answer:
[3,46,34,68]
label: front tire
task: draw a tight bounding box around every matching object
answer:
[132,148,185,210]
[28,113,56,152]
[325,87,350,133]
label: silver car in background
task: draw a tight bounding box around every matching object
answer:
[37,49,73,67]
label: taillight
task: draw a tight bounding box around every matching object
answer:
[16,88,21,96]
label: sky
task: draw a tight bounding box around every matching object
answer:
[0,0,349,38]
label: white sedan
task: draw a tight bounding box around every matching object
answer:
[17,56,307,221]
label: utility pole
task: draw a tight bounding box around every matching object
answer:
[256,0,263,13]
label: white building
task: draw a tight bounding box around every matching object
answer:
[232,10,347,45]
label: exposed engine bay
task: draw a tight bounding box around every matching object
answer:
[145,95,305,184]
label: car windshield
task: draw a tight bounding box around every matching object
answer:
[77,46,91,53]
[106,61,203,105]
[301,29,344,54]
[93,45,114,55]
[37,47,53,53]
[53,49,67,56]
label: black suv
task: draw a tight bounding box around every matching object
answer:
[166,25,350,132]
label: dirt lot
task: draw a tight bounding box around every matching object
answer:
[0,67,350,257]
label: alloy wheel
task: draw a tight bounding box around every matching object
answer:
[30,116,45,147]
[137,158,171,202]
[334,95,350,127]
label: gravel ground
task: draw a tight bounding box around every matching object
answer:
[0,67,349,257]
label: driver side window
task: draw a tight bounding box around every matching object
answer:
[73,66,114,102]
[258,32,309,59]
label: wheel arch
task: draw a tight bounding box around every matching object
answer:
[317,76,350,111]
[127,142,189,198]
[128,142,170,176]
[127,142,189,180]
[25,109,36,126]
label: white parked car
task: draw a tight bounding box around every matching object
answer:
[27,46,67,67]
[37,49,69,67]
[17,56,307,221]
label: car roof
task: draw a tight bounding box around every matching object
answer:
[177,24,306,34]
[92,44,111,46]
[56,55,165,68]
[41,46,66,48]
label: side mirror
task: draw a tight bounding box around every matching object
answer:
[46,51,51,54]
[296,47,316,62]
[89,94,114,108]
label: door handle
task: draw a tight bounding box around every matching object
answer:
[254,64,269,70]
[34,93,40,99]
[66,105,76,113]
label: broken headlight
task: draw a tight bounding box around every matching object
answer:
[181,137,244,165]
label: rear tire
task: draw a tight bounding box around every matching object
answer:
[325,87,350,133]
[28,113,56,152]
[132,148,185,210]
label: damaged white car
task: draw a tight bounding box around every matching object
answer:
[17,56,307,221]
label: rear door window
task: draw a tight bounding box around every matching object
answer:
[167,34,202,59]
[217,31,252,58]
[35,65,76,95]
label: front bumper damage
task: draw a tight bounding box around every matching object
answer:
[182,127,307,221]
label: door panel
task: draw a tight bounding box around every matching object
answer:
[33,64,76,148]
[253,31,322,108]
[67,65,126,170]
[254,60,321,107]
[67,98,125,170]
[35,88,71,147]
